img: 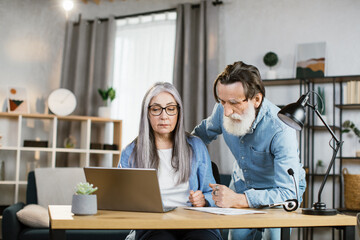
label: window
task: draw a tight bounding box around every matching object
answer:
[112,12,177,148]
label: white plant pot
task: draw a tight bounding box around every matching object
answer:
[71,194,97,215]
[266,69,277,79]
[98,106,111,118]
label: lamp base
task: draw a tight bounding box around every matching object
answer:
[302,208,337,215]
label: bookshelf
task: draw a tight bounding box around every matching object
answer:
[0,113,122,205]
[263,75,360,211]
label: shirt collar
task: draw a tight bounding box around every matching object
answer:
[250,97,268,131]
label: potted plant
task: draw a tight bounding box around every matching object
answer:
[263,51,279,79]
[98,87,116,118]
[315,160,326,174]
[71,182,98,215]
[342,120,360,157]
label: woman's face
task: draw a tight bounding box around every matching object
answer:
[148,92,178,138]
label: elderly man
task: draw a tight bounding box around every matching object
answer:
[193,61,306,240]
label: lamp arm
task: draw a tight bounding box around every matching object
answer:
[317,140,342,203]
[307,105,344,203]
[307,104,340,143]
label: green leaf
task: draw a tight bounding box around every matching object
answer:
[98,89,108,101]
[342,120,360,140]
[75,182,98,195]
[342,120,351,128]
[108,88,116,101]
[98,87,116,103]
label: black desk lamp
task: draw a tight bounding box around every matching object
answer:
[277,91,343,215]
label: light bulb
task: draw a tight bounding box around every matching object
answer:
[63,0,74,11]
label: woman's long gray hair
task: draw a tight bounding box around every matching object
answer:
[130,82,192,183]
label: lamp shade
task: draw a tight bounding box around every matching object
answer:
[278,102,306,131]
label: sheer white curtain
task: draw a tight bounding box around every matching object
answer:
[112,12,177,148]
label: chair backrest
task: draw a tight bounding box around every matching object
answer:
[26,171,38,205]
[211,161,221,184]
[220,174,231,187]
[34,168,86,208]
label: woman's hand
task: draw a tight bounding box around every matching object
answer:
[189,190,206,207]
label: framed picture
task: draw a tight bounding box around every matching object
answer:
[7,87,29,113]
[295,42,326,78]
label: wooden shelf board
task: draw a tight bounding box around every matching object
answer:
[263,78,301,86]
[55,148,87,153]
[335,104,360,110]
[0,112,121,122]
[308,173,340,177]
[0,181,16,184]
[262,75,360,86]
[0,146,18,151]
[338,157,360,160]
[20,147,53,152]
[89,150,121,154]
[308,125,340,131]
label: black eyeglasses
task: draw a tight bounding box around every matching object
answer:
[148,105,179,116]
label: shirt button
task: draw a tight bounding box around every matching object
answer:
[241,141,244,144]
[244,169,247,172]
[241,156,244,159]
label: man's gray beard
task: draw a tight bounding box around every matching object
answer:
[223,103,256,137]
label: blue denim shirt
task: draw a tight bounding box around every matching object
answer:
[193,98,306,208]
[118,135,217,207]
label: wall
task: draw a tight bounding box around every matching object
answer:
[218,0,360,77]
[0,0,198,113]
[1,0,358,118]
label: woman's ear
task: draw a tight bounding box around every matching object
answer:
[253,93,263,109]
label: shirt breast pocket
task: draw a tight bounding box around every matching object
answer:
[250,146,273,169]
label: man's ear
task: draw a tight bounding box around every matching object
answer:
[253,93,263,109]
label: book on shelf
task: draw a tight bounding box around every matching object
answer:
[345,81,360,104]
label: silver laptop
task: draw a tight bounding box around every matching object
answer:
[84,167,176,213]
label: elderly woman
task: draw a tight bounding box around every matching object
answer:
[119,82,222,240]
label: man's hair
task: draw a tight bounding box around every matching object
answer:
[213,61,265,102]
[130,82,192,184]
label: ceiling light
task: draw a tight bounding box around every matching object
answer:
[63,0,74,11]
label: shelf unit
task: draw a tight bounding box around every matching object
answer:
[264,75,360,203]
[264,75,360,240]
[0,113,122,204]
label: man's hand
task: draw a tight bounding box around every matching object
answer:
[189,190,206,207]
[209,183,249,208]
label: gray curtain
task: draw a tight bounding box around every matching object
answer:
[173,1,222,170]
[173,1,219,132]
[58,17,116,166]
[61,17,116,116]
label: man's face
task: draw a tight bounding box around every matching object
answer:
[217,82,261,136]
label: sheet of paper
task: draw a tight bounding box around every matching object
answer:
[185,207,266,215]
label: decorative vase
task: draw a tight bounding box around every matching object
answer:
[71,194,97,215]
[266,69,277,79]
[315,165,326,174]
[98,106,111,118]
